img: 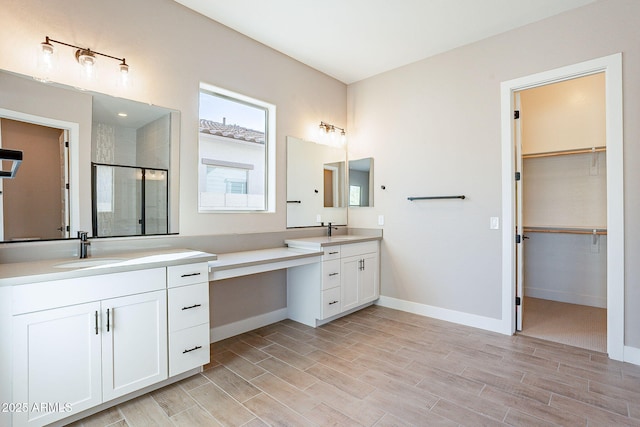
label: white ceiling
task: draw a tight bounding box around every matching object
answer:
[174,0,595,84]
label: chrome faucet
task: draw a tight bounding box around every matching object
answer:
[327,222,338,237]
[78,231,90,259]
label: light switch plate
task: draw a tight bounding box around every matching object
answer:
[490,217,500,230]
[378,215,385,226]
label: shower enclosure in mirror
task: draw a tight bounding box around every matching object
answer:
[286,136,347,227]
[92,164,168,237]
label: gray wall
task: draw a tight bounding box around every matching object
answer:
[347,0,640,348]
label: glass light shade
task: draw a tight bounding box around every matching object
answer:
[76,49,96,82]
[117,62,130,88]
[35,41,56,82]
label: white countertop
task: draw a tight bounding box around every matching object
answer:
[0,249,217,286]
[284,234,382,249]
[208,247,321,272]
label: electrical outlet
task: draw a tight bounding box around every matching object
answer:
[490,217,500,230]
[316,214,322,223]
[378,215,385,226]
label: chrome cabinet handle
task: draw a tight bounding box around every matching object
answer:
[182,304,202,311]
[183,345,202,354]
[95,311,99,335]
[329,300,339,305]
[180,272,201,278]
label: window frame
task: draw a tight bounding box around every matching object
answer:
[198,83,276,213]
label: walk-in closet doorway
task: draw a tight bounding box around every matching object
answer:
[515,73,607,352]
[500,54,624,361]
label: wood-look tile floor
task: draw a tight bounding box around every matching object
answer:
[69,306,640,426]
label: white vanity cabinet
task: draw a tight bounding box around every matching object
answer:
[12,302,102,426]
[167,263,210,377]
[11,268,168,427]
[340,242,379,312]
[287,238,380,327]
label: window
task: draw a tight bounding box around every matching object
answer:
[198,83,275,212]
[349,185,362,206]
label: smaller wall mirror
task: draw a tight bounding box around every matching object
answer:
[348,157,374,207]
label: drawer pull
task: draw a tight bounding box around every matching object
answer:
[180,272,201,278]
[328,272,339,276]
[182,303,202,311]
[328,251,339,255]
[328,300,339,305]
[183,345,203,354]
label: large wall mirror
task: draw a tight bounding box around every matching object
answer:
[0,70,180,242]
[286,136,347,227]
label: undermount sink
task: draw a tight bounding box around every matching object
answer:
[54,258,124,269]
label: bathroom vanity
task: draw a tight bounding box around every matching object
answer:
[0,249,215,427]
[285,235,381,327]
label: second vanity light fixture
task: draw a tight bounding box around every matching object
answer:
[38,36,130,86]
[318,121,346,144]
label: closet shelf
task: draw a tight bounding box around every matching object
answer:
[523,226,607,235]
[522,146,606,159]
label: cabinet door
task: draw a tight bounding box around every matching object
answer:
[359,252,379,304]
[341,256,361,312]
[102,290,168,401]
[13,302,102,426]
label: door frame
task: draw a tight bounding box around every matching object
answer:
[0,108,80,239]
[500,53,624,361]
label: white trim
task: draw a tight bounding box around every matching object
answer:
[0,108,81,238]
[624,346,640,366]
[500,53,625,360]
[376,296,505,334]
[210,308,288,343]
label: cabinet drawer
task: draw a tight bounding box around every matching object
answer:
[167,263,209,288]
[168,283,209,332]
[341,241,379,258]
[169,324,210,377]
[322,246,341,261]
[321,287,341,319]
[321,259,341,290]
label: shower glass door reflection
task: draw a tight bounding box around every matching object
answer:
[92,163,168,237]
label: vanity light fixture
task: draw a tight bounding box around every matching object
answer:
[318,121,346,144]
[38,36,130,86]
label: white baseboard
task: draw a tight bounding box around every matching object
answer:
[210,308,288,343]
[525,287,606,308]
[376,296,508,335]
[624,346,640,366]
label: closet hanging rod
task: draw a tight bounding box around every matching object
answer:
[407,195,466,201]
[523,226,607,235]
[522,146,606,159]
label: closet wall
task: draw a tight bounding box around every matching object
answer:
[521,73,607,308]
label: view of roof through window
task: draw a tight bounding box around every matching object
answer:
[199,90,266,143]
